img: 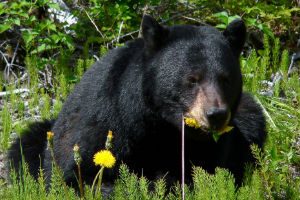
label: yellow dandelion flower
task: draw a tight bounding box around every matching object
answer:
[184,117,201,129]
[47,131,54,141]
[93,150,116,168]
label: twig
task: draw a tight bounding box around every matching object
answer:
[15,73,28,85]
[83,8,104,38]
[11,41,19,65]
[107,30,139,47]
[0,49,9,66]
[0,41,20,81]
[0,41,7,47]
[181,16,208,26]
[117,21,124,44]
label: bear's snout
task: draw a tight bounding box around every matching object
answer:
[206,107,231,131]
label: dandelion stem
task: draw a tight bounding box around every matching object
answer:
[77,164,84,198]
[181,114,185,200]
[91,166,105,197]
[96,167,105,196]
[49,144,70,200]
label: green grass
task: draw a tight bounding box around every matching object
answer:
[0,35,299,199]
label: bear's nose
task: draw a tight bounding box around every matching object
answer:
[206,107,229,130]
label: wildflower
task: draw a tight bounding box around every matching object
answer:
[105,130,113,150]
[73,144,82,165]
[47,131,54,141]
[184,117,201,129]
[93,150,116,168]
[92,131,116,197]
[107,130,113,139]
[73,144,84,197]
[47,131,54,150]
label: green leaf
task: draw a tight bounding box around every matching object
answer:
[245,18,257,26]
[48,2,60,10]
[213,11,229,24]
[261,24,275,40]
[215,24,227,29]
[30,43,57,54]
[12,18,20,26]
[22,31,37,46]
[228,15,241,24]
[0,24,11,33]
[214,11,229,18]
[212,132,221,143]
[0,3,6,15]
[50,34,61,43]
[290,7,300,12]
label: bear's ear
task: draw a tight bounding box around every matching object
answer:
[223,19,246,57]
[142,15,168,52]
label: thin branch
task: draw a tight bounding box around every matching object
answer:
[10,41,19,65]
[0,41,7,47]
[107,30,139,47]
[0,49,9,65]
[15,73,28,85]
[181,16,208,26]
[83,8,104,38]
[117,21,124,44]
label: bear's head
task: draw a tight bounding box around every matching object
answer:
[142,15,246,134]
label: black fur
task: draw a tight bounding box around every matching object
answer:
[8,120,54,179]
[8,16,266,187]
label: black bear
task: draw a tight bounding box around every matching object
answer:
[8,15,266,187]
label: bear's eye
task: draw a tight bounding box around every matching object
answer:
[187,75,201,86]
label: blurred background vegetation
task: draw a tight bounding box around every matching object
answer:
[0,0,299,85]
[0,0,300,199]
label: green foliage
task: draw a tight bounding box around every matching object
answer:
[40,90,51,119]
[213,11,242,29]
[240,36,300,198]
[53,99,63,118]
[0,0,73,54]
[75,59,85,81]
[0,74,3,92]
[57,73,69,101]
[0,103,12,150]
[192,167,235,200]
[236,171,264,200]
[0,161,78,200]
[25,56,39,89]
